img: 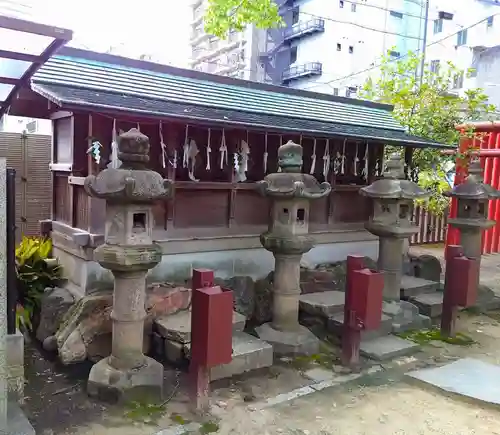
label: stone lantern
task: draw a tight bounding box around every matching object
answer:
[444,157,500,266]
[84,128,173,402]
[360,153,429,301]
[256,140,331,355]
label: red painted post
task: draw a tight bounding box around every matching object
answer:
[341,256,384,367]
[492,133,500,253]
[484,133,495,253]
[189,269,233,412]
[441,245,479,337]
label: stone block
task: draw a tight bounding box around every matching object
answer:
[6,331,24,404]
[183,332,273,381]
[360,335,420,361]
[151,332,165,360]
[327,313,393,341]
[164,340,185,365]
[400,275,440,299]
[7,402,35,435]
[383,300,432,333]
[155,310,246,343]
[255,323,319,356]
[36,287,75,343]
[408,292,444,318]
[298,291,345,318]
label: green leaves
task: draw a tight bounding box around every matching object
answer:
[360,49,496,215]
[204,0,283,38]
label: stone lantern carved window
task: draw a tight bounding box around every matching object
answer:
[280,208,290,224]
[478,202,486,217]
[458,202,472,218]
[382,204,391,213]
[297,208,305,223]
[132,212,147,231]
[399,204,410,220]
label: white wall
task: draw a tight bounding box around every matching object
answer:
[0,116,51,135]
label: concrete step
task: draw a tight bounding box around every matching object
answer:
[408,292,444,318]
[299,291,345,318]
[327,312,393,341]
[184,332,273,381]
[155,309,246,343]
[400,275,440,299]
[360,335,420,361]
[382,300,432,334]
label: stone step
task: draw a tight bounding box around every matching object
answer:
[408,292,444,318]
[360,335,420,361]
[327,312,393,341]
[299,291,345,317]
[184,332,273,381]
[400,275,440,299]
[155,310,246,344]
[382,300,432,334]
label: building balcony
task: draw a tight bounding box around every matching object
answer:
[284,19,325,42]
[282,62,322,83]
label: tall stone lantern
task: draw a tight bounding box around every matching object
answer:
[444,157,500,267]
[256,140,331,355]
[360,153,429,301]
[84,128,173,401]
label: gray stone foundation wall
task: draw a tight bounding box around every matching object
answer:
[50,221,379,298]
[6,331,24,404]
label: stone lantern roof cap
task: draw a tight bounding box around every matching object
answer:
[443,158,500,200]
[258,140,331,199]
[84,128,173,202]
[360,153,429,200]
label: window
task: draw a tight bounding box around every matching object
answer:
[333,88,339,96]
[337,43,342,51]
[351,3,356,12]
[339,0,344,8]
[457,29,467,46]
[292,7,300,25]
[390,11,403,19]
[389,50,400,58]
[290,46,297,64]
[487,15,494,28]
[430,60,440,74]
[453,71,464,89]
[349,46,354,54]
[433,19,443,34]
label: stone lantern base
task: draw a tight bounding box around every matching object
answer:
[256,323,319,356]
[87,355,164,403]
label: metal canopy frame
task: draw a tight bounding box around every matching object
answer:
[0,14,72,117]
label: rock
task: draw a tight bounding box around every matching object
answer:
[299,291,345,317]
[253,272,274,325]
[42,335,58,352]
[55,284,191,365]
[407,254,443,282]
[36,287,75,343]
[218,276,255,319]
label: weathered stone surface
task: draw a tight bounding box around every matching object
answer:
[6,332,24,404]
[400,275,440,299]
[253,272,273,325]
[407,253,443,282]
[383,300,431,333]
[183,332,273,381]
[7,402,35,435]
[299,291,345,317]
[155,309,246,343]
[164,340,184,365]
[327,313,393,341]
[360,335,420,361]
[408,292,444,318]
[55,284,190,364]
[255,323,319,356]
[216,276,255,319]
[36,287,75,343]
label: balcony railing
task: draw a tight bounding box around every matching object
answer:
[284,19,325,42]
[282,62,323,82]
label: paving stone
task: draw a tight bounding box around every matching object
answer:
[327,312,392,341]
[407,358,500,405]
[299,291,345,317]
[360,335,420,361]
[400,275,440,299]
[303,367,335,382]
[184,332,273,381]
[255,323,319,356]
[155,310,246,343]
[409,292,444,318]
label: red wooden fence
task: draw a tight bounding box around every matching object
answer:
[447,122,500,254]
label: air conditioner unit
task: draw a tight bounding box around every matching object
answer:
[25,120,37,133]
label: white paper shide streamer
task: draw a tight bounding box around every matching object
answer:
[108,119,121,169]
[263,133,268,173]
[159,122,167,169]
[322,139,330,180]
[182,126,189,169]
[340,139,347,175]
[353,142,360,176]
[362,144,369,180]
[187,138,199,181]
[310,138,317,175]
[206,129,212,171]
[219,129,228,170]
[235,138,250,182]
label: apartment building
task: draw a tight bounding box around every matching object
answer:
[189,0,263,80]
[259,0,426,96]
[425,0,500,106]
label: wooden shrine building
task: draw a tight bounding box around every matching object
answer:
[4,40,450,297]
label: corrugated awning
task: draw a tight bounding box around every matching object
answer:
[0,14,72,117]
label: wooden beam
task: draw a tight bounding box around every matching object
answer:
[50,111,73,120]
[0,49,38,63]
[0,77,17,85]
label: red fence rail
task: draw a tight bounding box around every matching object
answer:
[411,206,447,245]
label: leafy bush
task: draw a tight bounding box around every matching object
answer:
[16,236,62,331]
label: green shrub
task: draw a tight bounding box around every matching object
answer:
[15,236,62,331]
